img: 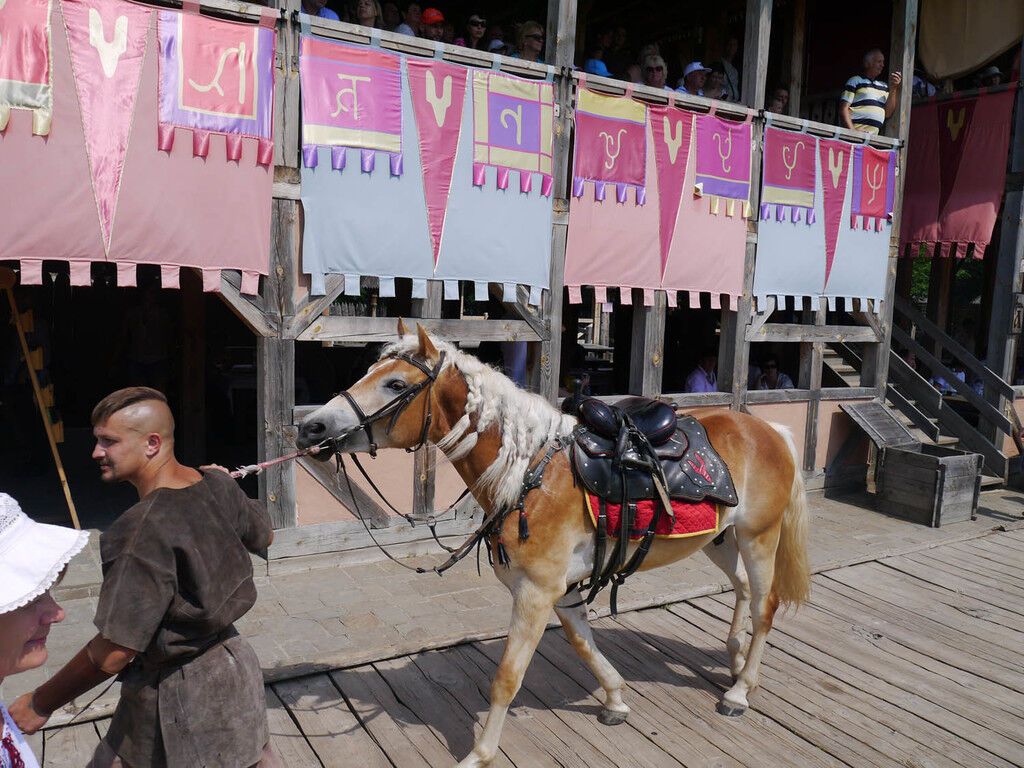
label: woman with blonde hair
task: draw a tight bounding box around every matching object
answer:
[513,20,545,63]
[352,0,383,27]
[0,493,89,768]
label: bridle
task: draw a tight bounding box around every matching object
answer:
[336,350,447,458]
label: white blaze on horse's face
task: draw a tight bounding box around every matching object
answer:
[296,357,424,454]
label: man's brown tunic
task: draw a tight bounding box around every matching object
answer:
[93,470,272,767]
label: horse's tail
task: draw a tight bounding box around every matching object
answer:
[768,423,811,608]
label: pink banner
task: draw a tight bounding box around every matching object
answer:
[649,106,693,273]
[157,9,276,164]
[761,127,815,223]
[471,70,553,195]
[0,0,52,134]
[407,58,467,267]
[818,138,853,287]
[572,89,646,202]
[901,89,1015,259]
[694,114,752,215]
[299,36,402,173]
[850,144,896,229]
[63,0,150,253]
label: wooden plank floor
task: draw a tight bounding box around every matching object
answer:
[37,528,1024,767]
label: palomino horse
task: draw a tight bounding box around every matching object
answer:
[297,322,810,768]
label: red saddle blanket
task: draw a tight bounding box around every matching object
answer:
[585,494,719,541]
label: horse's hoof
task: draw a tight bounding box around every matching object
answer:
[598,708,628,726]
[717,700,747,717]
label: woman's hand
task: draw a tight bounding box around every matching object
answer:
[9,691,51,734]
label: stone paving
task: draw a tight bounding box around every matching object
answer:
[3,488,1023,728]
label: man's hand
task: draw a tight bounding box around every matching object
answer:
[889,71,902,88]
[9,691,51,735]
[200,464,230,474]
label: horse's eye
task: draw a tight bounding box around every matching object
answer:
[387,379,408,392]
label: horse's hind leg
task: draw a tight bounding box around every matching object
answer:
[703,527,750,678]
[718,525,781,717]
[554,590,630,725]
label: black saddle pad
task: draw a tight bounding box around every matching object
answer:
[572,415,738,507]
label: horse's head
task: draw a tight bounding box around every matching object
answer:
[297,320,448,457]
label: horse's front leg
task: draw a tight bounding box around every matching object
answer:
[554,590,630,725]
[457,577,559,768]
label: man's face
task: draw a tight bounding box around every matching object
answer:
[865,51,885,79]
[707,71,724,93]
[702,355,717,373]
[423,22,443,40]
[303,0,327,12]
[613,27,626,48]
[686,70,707,92]
[644,62,666,88]
[404,3,420,25]
[92,412,151,484]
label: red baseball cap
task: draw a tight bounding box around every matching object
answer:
[421,7,444,24]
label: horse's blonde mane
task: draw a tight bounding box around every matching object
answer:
[382,336,577,510]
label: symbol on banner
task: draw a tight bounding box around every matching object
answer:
[946,107,966,142]
[781,140,805,180]
[713,130,733,173]
[663,116,683,164]
[865,164,883,205]
[425,70,452,127]
[88,9,129,78]
[189,41,248,103]
[330,73,371,119]
[827,147,845,188]
[599,128,627,170]
[499,104,523,145]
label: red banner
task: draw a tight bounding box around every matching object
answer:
[901,89,1016,259]
[818,138,852,287]
[649,106,693,273]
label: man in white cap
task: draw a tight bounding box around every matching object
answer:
[678,61,711,96]
[9,386,279,767]
[0,493,89,768]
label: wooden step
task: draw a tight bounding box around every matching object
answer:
[979,474,1004,489]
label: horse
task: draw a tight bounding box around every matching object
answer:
[297,321,811,768]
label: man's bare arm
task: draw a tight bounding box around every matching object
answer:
[839,101,854,130]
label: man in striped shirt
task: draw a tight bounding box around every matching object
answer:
[839,49,902,135]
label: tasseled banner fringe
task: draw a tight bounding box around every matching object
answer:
[158,124,272,166]
[15,261,259,295]
[301,146,403,177]
[849,214,889,231]
[761,203,814,225]
[473,164,553,197]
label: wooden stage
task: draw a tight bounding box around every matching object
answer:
[36,526,1024,767]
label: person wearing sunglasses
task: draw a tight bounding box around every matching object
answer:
[513,20,545,63]
[755,355,795,390]
[642,53,672,91]
[0,493,89,768]
[454,12,488,49]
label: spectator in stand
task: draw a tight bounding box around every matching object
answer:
[605,26,632,79]
[719,36,741,101]
[442,20,454,43]
[583,27,615,77]
[685,348,719,393]
[767,86,789,114]
[626,63,643,84]
[912,68,937,98]
[454,12,488,50]
[393,1,420,35]
[382,1,400,30]
[975,65,1003,88]
[677,61,711,96]
[303,0,339,21]
[353,0,382,28]
[513,21,545,63]
[485,22,507,54]
[705,65,729,100]
[755,355,795,390]
[637,42,661,69]
[419,7,444,41]
[839,48,902,135]
[642,53,671,91]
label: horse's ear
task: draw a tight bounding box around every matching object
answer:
[416,323,439,361]
[397,318,410,338]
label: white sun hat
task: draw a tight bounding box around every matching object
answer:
[0,493,89,614]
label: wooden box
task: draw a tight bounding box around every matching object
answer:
[877,444,983,527]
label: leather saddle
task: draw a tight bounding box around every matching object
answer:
[570,397,738,507]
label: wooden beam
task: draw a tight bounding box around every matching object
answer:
[274,0,299,169]
[257,336,296,528]
[788,0,806,117]
[746,324,879,343]
[803,299,826,471]
[216,270,278,337]
[180,271,206,466]
[741,0,773,109]
[411,282,442,519]
[861,0,917,388]
[297,456,390,529]
[297,316,541,343]
[286,275,347,338]
[629,290,666,397]
[489,283,549,341]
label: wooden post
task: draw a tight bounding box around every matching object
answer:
[539,0,577,402]
[803,298,826,471]
[179,269,206,467]
[925,256,954,357]
[788,0,806,118]
[860,0,917,389]
[411,283,442,518]
[629,290,666,397]
[727,0,772,410]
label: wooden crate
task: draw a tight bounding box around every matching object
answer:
[877,444,983,527]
